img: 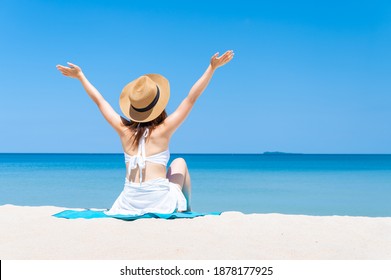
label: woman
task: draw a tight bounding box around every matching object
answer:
[56,50,234,216]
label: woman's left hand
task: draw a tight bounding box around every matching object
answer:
[210,50,234,70]
[56,62,83,79]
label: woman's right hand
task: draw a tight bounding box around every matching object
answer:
[210,50,234,70]
[56,62,83,79]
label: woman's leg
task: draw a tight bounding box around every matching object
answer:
[166,158,192,211]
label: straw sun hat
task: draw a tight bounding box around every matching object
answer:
[119,74,170,123]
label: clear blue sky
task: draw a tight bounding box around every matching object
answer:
[0,0,390,153]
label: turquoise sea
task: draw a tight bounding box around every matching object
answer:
[0,153,390,217]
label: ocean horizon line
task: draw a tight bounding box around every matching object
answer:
[1,152,391,156]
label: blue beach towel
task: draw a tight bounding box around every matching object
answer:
[53,209,221,221]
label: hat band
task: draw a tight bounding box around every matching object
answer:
[131,86,160,113]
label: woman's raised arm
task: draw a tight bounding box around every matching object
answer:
[163,50,234,135]
[56,62,127,135]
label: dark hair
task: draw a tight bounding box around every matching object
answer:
[128,110,168,146]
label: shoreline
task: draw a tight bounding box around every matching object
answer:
[1,204,391,260]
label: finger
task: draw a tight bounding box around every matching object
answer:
[220,55,233,65]
[60,69,71,75]
[67,62,78,69]
[221,54,231,62]
[226,51,234,58]
[225,56,234,64]
[221,50,231,57]
[57,65,70,71]
[219,53,230,61]
[225,57,233,63]
[227,52,234,59]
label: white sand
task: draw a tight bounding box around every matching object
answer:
[1,204,390,260]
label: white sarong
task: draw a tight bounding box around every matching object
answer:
[105,177,187,216]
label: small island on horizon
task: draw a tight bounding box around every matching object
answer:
[262,151,304,155]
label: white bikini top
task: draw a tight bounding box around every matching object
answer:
[124,128,170,183]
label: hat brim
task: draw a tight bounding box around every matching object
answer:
[119,74,170,123]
